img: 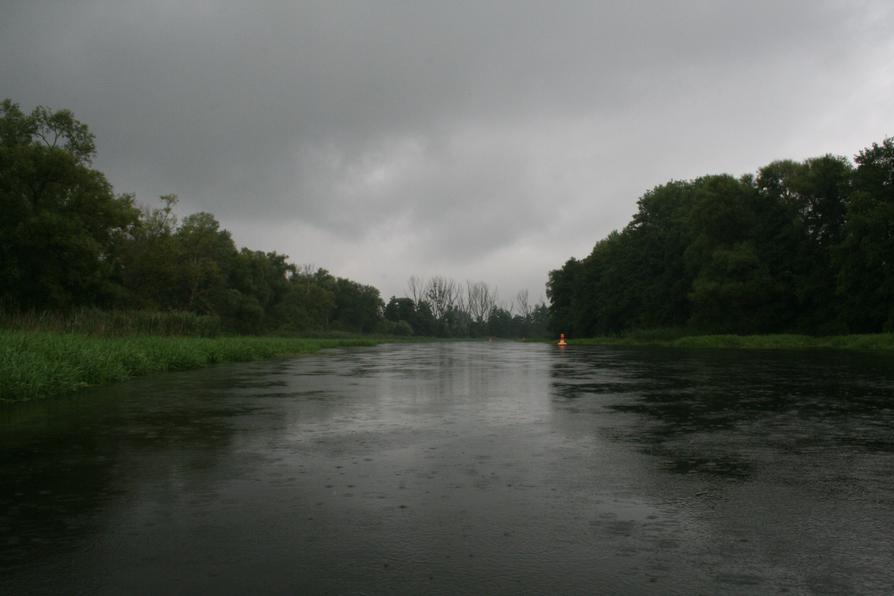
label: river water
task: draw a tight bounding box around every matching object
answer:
[2,342,894,594]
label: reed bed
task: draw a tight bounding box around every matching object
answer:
[0,308,222,337]
[0,330,376,402]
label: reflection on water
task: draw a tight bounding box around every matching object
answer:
[552,347,894,478]
[2,343,894,594]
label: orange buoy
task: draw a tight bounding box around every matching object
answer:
[557,333,567,347]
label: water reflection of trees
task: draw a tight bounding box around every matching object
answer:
[549,347,894,480]
[0,365,281,575]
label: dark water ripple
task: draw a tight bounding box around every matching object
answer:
[2,343,894,594]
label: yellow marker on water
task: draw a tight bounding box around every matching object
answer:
[557,333,567,347]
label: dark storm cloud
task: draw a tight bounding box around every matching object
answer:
[2,0,892,298]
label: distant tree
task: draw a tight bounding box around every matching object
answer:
[546,258,580,336]
[514,289,531,321]
[486,305,513,337]
[757,156,852,247]
[424,276,459,321]
[223,249,294,333]
[0,98,403,336]
[465,281,496,335]
[413,300,437,336]
[384,296,416,324]
[528,303,551,338]
[119,194,181,310]
[275,268,336,332]
[407,275,425,306]
[377,318,414,336]
[331,277,383,333]
[168,212,238,314]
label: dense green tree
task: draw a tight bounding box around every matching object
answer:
[486,306,513,337]
[0,99,388,335]
[167,212,239,314]
[755,156,853,331]
[546,257,580,335]
[0,100,138,310]
[330,278,383,333]
[118,194,181,310]
[548,137,894,337]
[836,139,894,330]
[412,301,437,336]
[622,180,697,329]
[575,232,634,335]
[12,99,893,339]
[221,249,293,333]
[527,303,551,338]
[385,296,416,325]
[274,270,336,332]
[685,175,798,332]
[119,198,241,316]
[757,156,852,247]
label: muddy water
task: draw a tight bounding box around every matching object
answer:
[2,342,894,594]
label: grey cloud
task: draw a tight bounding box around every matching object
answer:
[2,0,892,299]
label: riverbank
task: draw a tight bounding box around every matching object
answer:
[570,332,894,351]
[0,330,379,403]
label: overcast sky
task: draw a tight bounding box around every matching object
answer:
[2,1,892,303]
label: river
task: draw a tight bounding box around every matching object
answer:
[3,342,894,594]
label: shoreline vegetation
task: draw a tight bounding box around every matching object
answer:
[0,330,379,403]
[567,332,894,351]
[1,100,549,341]
[4,99,894,405]
[0,309,537,404]
[3,326,893,404]
[546,137,894,339]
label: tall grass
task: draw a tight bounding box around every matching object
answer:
[0,308,222,337]
[0,330,377,403]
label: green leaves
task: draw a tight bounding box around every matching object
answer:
[0,99,138,310]
[548,135,894,336]
[0,100,386,335]
[29,105,96,164]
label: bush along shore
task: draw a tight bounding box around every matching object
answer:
[0,330,378,403]
[568,332,894,351]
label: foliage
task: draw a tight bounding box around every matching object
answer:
[1,99,558,340]
[834,139,894,331]
[0,99,139,310]
[0,330,377,402]
[0,308,221,337]
[0,100,385,336]
[548,137,893,337]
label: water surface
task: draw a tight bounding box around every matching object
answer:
[3,342,894,594]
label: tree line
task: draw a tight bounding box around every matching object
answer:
[547,136,894,336]
[384,276,549,338]
[1,99,549,338]
[0,99,384,335]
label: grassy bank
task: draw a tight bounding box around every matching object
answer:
[0,330,378,403]
[570,332,894,351]
[1,308,222,337]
